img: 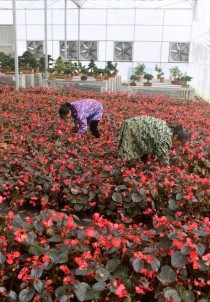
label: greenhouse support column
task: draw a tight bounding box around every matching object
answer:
[78,7,80,64]
[44,0,48,78]
[64,0,67,60]
[12,0,19,91]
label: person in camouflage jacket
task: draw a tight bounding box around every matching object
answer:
[118,116,190,167]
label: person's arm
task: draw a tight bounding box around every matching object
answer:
[155,143,170,167]
[76,117,88,134]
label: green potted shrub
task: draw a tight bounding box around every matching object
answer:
[169,66,182,85]
[130,74,137,86]
[105,61,118,77]
[87,59,97,76]
[38,55,54,73]
[93,67,105,81]
[143,73,154,86]
[135,63,145,82]
[180,73,193,88]
[0,52,15,73]
[155,64,164,82]
[19,51,39,73]
[80,66,89,80]
[63,60,74,80]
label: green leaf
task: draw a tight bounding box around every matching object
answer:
[19,288,35,302]
[176,193,183,201]
[95,268,110,282]
[0,252,6,264]
[112,192,122,202]
[196,243,205,256]
[74,281,89,302]
[168,199,179,210]
[85,288,101,301]
[131,193,143,203]
[132,259,144,273]
[114,265,129,278]
[106,259,121,273]
[55,286,67,299]
[54,251,69,264]
[171,251,188,268]
[157,265,176,285]
[28,245,45,256]
[33,280,44,294]
[48,234,62,242]
[8,290,18,301]
[179,289,195,302]
[151,258,160,272]
[164,287,181,302]
[31,267,43,279]
[74,204,83,212]
[92,282,106,292]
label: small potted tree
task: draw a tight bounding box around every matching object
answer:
[47,67,55,79]
[130,74,137,86]
[180,73,193,88]
[169,66,182,85]
[80,66,89,81]
[93,67,105,81]
[135,63,145,82]
[155,64,165,82]
[105,61,118,77]
[143,73,154,86]
[87,59,96,76]
[63,60,74,80]
[19,51,38,73]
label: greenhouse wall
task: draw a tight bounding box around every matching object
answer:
[0,1,194,81]
[189,0,210,101]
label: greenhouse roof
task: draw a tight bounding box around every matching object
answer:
[2,0,196,10]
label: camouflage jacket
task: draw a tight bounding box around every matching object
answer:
[118,116,173,166]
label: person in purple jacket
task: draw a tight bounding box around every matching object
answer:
[59,99,103,138]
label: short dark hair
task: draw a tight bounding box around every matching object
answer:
[170,124,191,144]
[59,103,70,118]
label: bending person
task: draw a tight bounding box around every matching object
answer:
[118,116,190,167]
[59,99,103,138]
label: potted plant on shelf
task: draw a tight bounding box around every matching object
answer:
[87,59,96,76]
[169,66,182,85]
[93,67,105,81]
[105,61,118,77]
[130,74,137,86]
[38,55,54,73]
[63,60,74,80]
[53,57,66,78]
[80,66,89,81]
[143,73,154,86]
[155,64,165,82]
[134,63,145,82]
[0,53,15,73]
[19,51,39,73]
[47,67,55,79]
[180,73,193,88]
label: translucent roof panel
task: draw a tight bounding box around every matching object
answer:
[1,0,196,10]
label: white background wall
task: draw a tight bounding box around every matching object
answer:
[0,2,193,82]
[189,0,210,101]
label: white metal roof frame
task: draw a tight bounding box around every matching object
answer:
[7,0,197,90]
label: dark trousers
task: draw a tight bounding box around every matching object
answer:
[89,120,100,138]
[141,154,148,164]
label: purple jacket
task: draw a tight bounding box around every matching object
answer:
[70,99,103,134]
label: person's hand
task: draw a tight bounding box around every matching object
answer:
[73,125,79,133]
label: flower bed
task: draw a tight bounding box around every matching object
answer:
[0,85,209,301]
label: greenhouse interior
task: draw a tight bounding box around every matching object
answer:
[0,1,210,302]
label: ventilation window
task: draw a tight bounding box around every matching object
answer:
[27,41,44,58]
[169,42,190,62]
[80,41,98,60]
[114,42,133,61]
[60,41,78,60]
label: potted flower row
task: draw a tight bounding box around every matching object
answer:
[130,73,154,86]
[47,59,118,81]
